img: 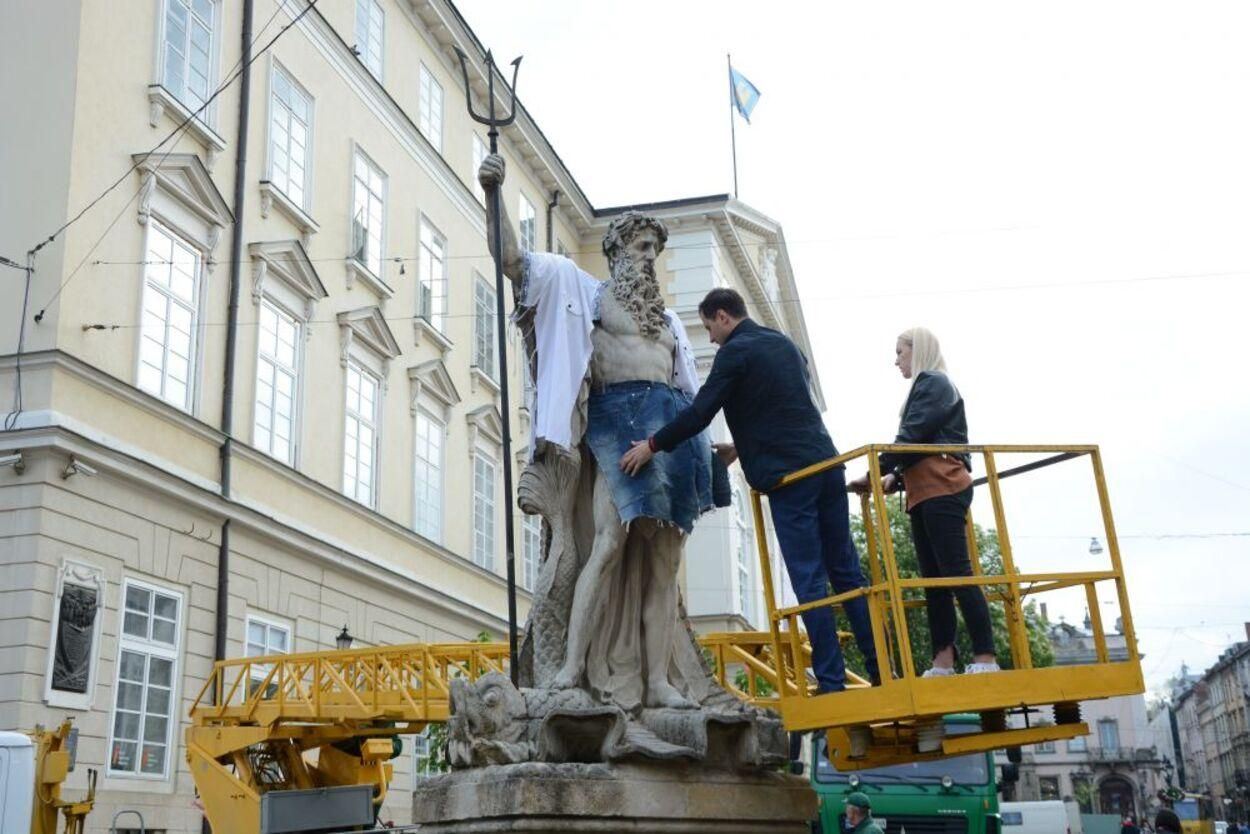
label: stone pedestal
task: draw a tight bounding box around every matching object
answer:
[412,761,818,833]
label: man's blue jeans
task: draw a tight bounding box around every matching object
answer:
[768,467,879,692]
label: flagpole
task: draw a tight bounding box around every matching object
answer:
[727,52,738,198]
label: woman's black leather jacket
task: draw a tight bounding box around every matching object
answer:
[878,371,972,476]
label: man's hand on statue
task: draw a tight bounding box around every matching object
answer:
[620,439,654,476]
[478,153,506,191]
[713,442,737,466]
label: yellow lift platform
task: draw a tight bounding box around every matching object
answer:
[187,442,1143,830]
[740,443,1144,770]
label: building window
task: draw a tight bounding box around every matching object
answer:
[1034,739,1056,753]
[351,150,386,279]
[471,134,488,204]
[343,361,379,506]
[1098,719,1121,751]
[139,220,201,411]
[417,219,447,333]
[556,240,569,257]
[472,451,496,570]
[1039,776,1060,801]
[354,0,384,80]
[418,65,443,153]
[244,615,289,696]
[413,411,443,542]
[109,580,181,779]
[1068,735,1088,752]
[522,513,541,591]
[254,299,300,464]
[733,488,752,619]
[518,194,536,253]
[268,66,313,211]
[413,726,433,778]
[161,0,216,115]
[473,274,497,380]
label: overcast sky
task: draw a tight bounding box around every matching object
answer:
[456,0,1250,695]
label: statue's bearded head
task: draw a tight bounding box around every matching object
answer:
[602,212,669,340]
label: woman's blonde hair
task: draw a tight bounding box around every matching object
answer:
[898,327,953,415]
[899,327,947,377]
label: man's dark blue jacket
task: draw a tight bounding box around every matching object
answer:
[652,318,837,491]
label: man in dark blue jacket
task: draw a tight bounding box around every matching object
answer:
[620,288,878,691]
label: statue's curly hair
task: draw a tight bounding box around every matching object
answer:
[601,211,668,263]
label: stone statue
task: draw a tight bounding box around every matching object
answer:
[456,154,784,768]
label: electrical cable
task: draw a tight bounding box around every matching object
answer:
[31,0,319,320]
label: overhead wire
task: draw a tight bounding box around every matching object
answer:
[31,0,317,322]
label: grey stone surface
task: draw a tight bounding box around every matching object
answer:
[412,761,818,833]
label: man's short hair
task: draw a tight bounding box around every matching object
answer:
[602,211,668,263]
[698,288,748,320]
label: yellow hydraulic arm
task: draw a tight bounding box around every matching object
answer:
[29,719,96,834]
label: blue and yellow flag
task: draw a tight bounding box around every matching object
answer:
[729,65,761,123]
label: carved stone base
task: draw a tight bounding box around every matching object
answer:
[411,761,818,833]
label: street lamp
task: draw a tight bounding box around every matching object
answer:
[1089,537,1104,556]
[336,625,354,651]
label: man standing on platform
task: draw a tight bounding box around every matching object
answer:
[621,287,880,692]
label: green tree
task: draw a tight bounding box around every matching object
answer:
[839,499,1053,678]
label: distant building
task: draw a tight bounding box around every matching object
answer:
[1173,630,1250,822]
[998,614,1167,822]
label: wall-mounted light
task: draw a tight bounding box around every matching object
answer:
[1089,537,1104,556]
[336,625,354,651]
[0,452,25,474]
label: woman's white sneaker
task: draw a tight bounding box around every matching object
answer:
[965,662,1002,674]
[921,666,957,678]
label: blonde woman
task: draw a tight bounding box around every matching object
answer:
[850,328,999,677]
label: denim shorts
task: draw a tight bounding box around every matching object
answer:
[586,381,713,534]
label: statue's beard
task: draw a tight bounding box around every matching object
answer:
[607,256,666,341]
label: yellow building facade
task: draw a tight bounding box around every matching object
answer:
[0,1,820,830]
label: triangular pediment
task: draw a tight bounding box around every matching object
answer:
[338,306,402,360]
[466,404,504,447]
[407,360,461,409]
[249,240,327,302]
[132,152,232,227]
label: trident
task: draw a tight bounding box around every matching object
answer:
[453,47,523,685]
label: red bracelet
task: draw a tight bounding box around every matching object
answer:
[648,436,657,453]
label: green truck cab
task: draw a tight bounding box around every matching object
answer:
[811,715,1001,834]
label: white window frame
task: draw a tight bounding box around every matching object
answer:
[351,147,387,280]
[417,217,448,334]
[733,488,752,620]
[267,62,314,213]
[157,0,220,123]
[472,448,498,571]
[418,64,444,153]
[413,726,434,779]
[522,513,541,591]
[137,218,203,413]
[244,612,291,694]
[413,409,444,543]
[472,272,497,381]
[1097,718,1121,751]
[354,0,385,81]
[43,559,107,710]
[518,194,537,253]
[343,359,381,507]
[1067,735,1088,753]
[107,578,183,781]
[471,134,488,204]
[253,297,302,465]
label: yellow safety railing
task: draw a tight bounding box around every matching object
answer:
[189,641,511,729]
[751,443,1143,733]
